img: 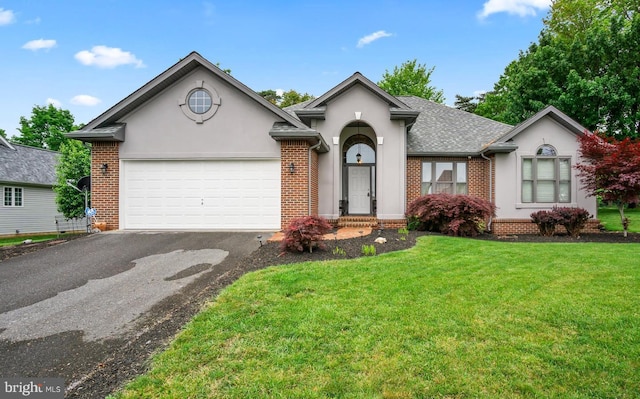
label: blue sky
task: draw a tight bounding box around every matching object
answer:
[0,0,551,138]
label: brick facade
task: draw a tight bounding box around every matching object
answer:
[280,140,319,229]
[91,142,119,230]
[492,219,601,235]
[407,156,491,205]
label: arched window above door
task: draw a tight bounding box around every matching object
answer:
[343,134,375,164]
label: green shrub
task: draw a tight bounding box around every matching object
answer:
[280,215,333,253]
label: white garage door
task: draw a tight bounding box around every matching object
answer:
[122,160,280,230]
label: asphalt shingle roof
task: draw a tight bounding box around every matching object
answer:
[0,142,59,186]
[398,96,513,155]
[284,95,513,155]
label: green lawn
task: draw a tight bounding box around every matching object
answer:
[112,236,640,399]
[598,205,640,233]
[0,233,71,247]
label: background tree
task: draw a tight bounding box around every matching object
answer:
[54,140,91,218]
[0,128,6,139]
[258,89,281,105]
[474,0,640,138]
[577,132,640,237]
[12,104,77,151]
[378,59,445,103]
[454,94,479,113]
[279,90,314,108]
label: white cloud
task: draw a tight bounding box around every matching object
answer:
[0,8,16,25]
[74,45,145,68]
[357,30,393,48]
[22,39,57,51]
[478,0,551,19]
[275,89,284,97]
[70,95,101,106]
[46,98,62,107]
[25,17,41,25]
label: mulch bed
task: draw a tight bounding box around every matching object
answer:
[245,229,640,269]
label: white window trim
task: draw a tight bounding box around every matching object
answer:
[3,186,24,207]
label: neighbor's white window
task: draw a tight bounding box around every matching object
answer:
[522,144,571,203]
[3,187,23,207]
[421,161,467,195]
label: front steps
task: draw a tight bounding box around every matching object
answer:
[337,216,378,228]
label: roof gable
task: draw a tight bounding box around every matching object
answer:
[78,51,309,133]
[305,72,410,110]
[498,105,588,143]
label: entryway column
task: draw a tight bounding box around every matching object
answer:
[280,140,312,229]
[91,142,119,230]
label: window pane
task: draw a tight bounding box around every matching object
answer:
[537,145,557,156]
[522,181,533,202]
[4,187,11,206]
[559,182,570,203]
[537,159,555,180]
[435,163,453,183]
[14,188,22,206]
[456,163,467,183]
[435,183,453,194]
[422,162,432,183]
[346,144,375,164]
[559,158,571,180]
[421,182,432,195]
[522,159,533,180]
[456,183,467,194]
[537,181,555,202]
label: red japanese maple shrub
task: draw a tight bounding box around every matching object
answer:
[577,131,640,236]
[406,193,496,237]
[280,215,333,253]
[554,207,592,238]
[530,210,563,237]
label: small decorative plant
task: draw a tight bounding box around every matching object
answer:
[332,246,347,256]
[361,244,376,256]
[280,215,333,253]
[398,227,409,241]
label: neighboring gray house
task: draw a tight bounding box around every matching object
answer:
[0,135,64,235]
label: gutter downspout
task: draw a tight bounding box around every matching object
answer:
[309,140,322,215]
[480,150,493,232]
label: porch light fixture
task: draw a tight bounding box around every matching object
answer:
[289,162,295,174]
[100,163,108,175]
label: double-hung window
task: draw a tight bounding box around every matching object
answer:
[3,187,23,207]
[522,145,571,203]
[421,161,467,195]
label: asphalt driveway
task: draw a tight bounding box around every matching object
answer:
[0,231,265,397]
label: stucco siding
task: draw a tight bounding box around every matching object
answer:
[494,116,597,219]
[0,185,63,235]
[118,67,282,160]
[315,84,406,219]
